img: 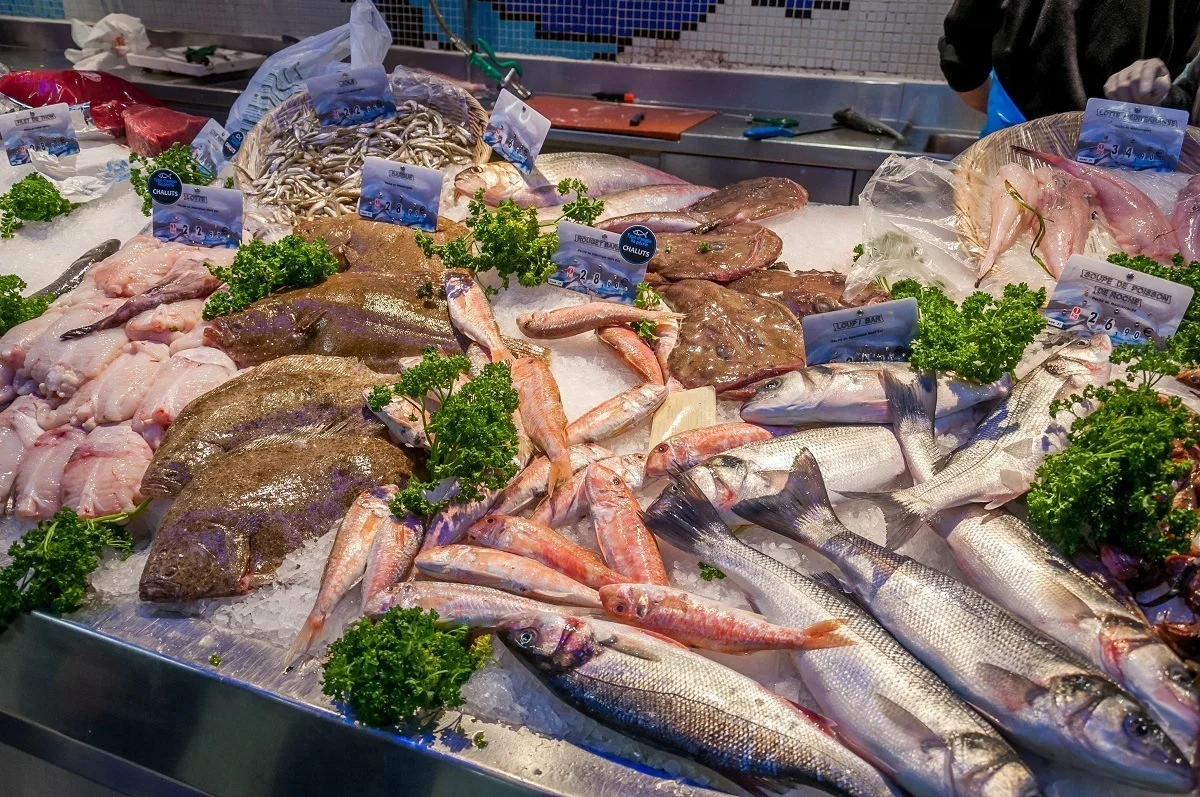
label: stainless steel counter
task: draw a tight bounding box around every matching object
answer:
[0,16,983,204]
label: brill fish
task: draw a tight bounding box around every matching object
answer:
[733,451,1194,792]
[642,481,1038,797]
[500,612,895,797]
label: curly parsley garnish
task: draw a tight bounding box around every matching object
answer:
[0,274,50,335]
[630,280,664,343]
[202,235,339,320]
[698,562,726,581]
[0,173,75,238]
[128,142,215,216]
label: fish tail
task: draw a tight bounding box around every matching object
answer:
[641,473,736,559]
[789,618,855,651]
[547,453,572,498]
[842,489,927,549]
[285,615,325,666]
[489,342,513,363]
[731,451,842,550]
[880,368,946,484]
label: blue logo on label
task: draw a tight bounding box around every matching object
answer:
[149,169,183,205]
[222,131,244,158]
[619,225,657,266]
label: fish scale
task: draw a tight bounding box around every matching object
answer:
[501,614,893,797]
[643,481,1036,797]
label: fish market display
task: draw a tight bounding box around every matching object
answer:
[646,223,782,283]
[511,357,573,497]
[645,422,775,478]
[661,279,806,394]
[455,153,689,207]
[516,303,681,340]
[493,443,613,515]
[140,436,413,601]
[467,514,624,589]
[979,163,1042,282]
[597,176,809,233]
[445,269,511,362]
[364,581,585,626]
[565,383,666,444]
[728,267,888,320]
[500,613,893,797]
[586,462,670,585]
[594,327,663,385]
[1174,173,1200,264]
[241,100,477,223]
[31,239,120,300]
[540,184,716,227]
[735,452,1193,791]
[294,214,465,276]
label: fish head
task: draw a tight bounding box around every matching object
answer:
[1047,334,1112,384]
[454,163,522,205]
[1046,674,1195,791]
[499,611,597,674]
[363,582,420,617]
[945,733,1038,797]
[584,463,629,504]
[598,583,657,621]
[690,454,764,514]
[466,513,507,546]
[740,372,814,423]
[139,513,251,602]
[443,269,472,300]
[646,437,689,479]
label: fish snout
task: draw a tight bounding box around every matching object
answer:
[138,576,185,603]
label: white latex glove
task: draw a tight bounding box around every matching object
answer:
[1104,58,1171,104]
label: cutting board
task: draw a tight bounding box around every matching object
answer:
[527,96,715,141]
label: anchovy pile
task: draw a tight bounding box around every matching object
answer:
[239,99,476,223]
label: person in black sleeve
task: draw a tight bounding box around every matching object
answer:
[938,0,1200,134]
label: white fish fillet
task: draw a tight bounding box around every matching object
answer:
[62,423,153,517]
[13,426,87,518]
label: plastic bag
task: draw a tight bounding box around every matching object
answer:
[0,69,162,133]
[225,0,391,139]
[65,14,150,72]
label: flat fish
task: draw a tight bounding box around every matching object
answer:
[661,278,805,395]
[647,223,782,283]
[293,214,465,276]
[139,435,414,602]
[728,268,889,320]
[141,355,390,497]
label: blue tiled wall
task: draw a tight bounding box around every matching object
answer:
[0,0,64,18]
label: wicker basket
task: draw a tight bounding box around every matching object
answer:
[951,112,1200,254]
[234,69,491,219]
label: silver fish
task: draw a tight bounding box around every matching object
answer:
[500,612,895,797]
[685,425,906,525]
[733,451,1193,793]
[741,362,1010,425]
[643,480,1038,797]
[32,239,119,299]
[866,335,1112,541]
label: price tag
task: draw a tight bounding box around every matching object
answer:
[1075,98,1187,173]
[483,89,550,174]
[1044,254,1193,344]
[550,220,655,304]
[801,297,918,365]
[152,172,241,249]
[0,104,79,166]
[305,64,396,128]
[190,118,230,178]
[357,157,442,231]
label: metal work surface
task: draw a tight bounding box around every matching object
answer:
[0,604,732,797]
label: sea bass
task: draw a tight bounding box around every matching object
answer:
[586,462,669,585]
[467,514,625,589]
[566,384,666,445]
[455,153,689,208]
[364,581,584,626]
[1016,148,1175,261]
[517,303,681,339]
[414,545,602,608]
[500,612,894,797]
[645,422,774,478]
[140,355,388,497]
[595,327,664,385]
[643,478,1039,797]
[734,451,1194,792]
[533,452,646,528]
[444,269,511,362]
[867,335,1112,539]
[600,583,851,654]
[978,164,1042,283]
[139,436,413,602]
[741,362,1009,425]
[511,357,572,497]
[543,183,715,228]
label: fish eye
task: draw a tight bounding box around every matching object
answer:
[654,443,668,453]
[1169,667,1192,685]
[612,602,628,614]
[611,476,621,485]
[517,629,537,646]
[485,517,497,525]
[1125,714,1153,738]
[764,379,780,390]
[162,565,178,578]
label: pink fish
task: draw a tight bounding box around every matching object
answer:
[1016,147,1174,261]
[0,395,47,504]
[600,583,851,654]
[467,513,625,589]
[123,299,207,345]
[596,327,664,385]
[585,462,669,585]
[13,426,87,518]
[361,496,424,612]
[511,357,572,498]
[532,452,647,528]
[978,163,1042,282]
[131,347,237,441]
[1173,174,1200,264]
[61,424,153,517]
[414,545,603,607]
[444,270,511,362]
[645,422,774,478]
[364,581,584,627]
[566,383,667,445]
[493,443,613,515]
[1034,167,1094,278]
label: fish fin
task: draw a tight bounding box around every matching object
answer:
[546,454,572,499]
[731,451,842,550]
[985,468,1031,509]
[881,368,946,483]
[840,491,926,550]
[809,569,849,595]
[284,616,325,667]
[641,474,736,559]
[795,618,856,650]
[490,343,513,363]
[974,662,1048,713]
[875,693,948,753]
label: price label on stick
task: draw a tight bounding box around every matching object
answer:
[801,297,919,365]
[1044,254,1193,345]
[1075,98,1186,173]
[357,157,443,231]
[483,89,550,174]
[549,220,655,304]
[151,170,242,249]
[0,103,79,166]
[305,64,396,128]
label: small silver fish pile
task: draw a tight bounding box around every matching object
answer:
[239,99,476,223]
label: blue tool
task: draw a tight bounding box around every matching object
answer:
[743,125,834,140]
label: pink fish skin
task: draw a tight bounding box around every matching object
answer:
[532,452,647,529]
[979,164,1042,281]
[467,513,625,589]
[1174,174,1200,264]
[565,383,667,445]
[596,327,664,385]
[361,494,424,612]
[585,462,669,585]
[511,357,572,498]
[493,443,613,515]
[0,395,47,504]
[61,424,153,517]
[1034,167,1094,279]
[414,544,603,607]
[364,581,582,627]
[13,425,87,518]
[645,422,773,478]
[1016,147,1174,261]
